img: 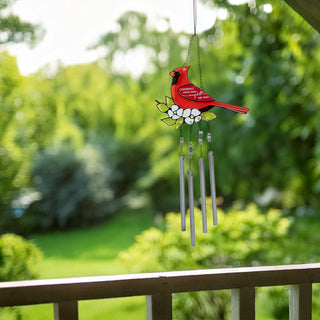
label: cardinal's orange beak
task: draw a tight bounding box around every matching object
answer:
[169,71,175,77]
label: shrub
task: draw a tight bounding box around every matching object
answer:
[28,145,112,230]
[120,202,291,319]
[25,137,150,231]
[0,233,43,319]
[0,233,42,281]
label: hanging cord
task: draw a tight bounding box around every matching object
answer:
[184,35,204,90]
[183,0,204,90]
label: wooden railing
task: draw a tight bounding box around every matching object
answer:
[1,263,320,319]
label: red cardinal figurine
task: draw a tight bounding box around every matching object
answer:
[170,66,249,114]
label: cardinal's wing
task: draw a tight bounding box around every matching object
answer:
[178,84,215,102]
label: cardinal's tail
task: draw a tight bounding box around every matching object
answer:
[214,101,249,114]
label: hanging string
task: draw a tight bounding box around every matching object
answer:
[183,0,204,90]
[183,35,204,90]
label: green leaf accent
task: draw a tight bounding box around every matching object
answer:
[165,96,175,108]
[156,102,169,112]
[161,117,176,126]
[175,117,184,129]
[201,111,217,121]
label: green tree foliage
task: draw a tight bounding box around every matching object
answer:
[2,1,320,231]
[199,0,320,209]
[0,0,43,229]
[94,11,186,76]
[0,59,153,231]
[0,0,43,46]
[0,52,29,224]
[120,203,291,319]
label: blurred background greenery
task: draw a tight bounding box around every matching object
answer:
[1,0,320,319]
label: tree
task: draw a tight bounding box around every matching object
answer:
[0,0,43,229]
[0,0,43,46]
[199,0,320,209]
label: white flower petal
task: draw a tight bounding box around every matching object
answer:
[172,114,180,120]
[185,117,194,125]
[195,116,202,122]
[191,108,201,116]
[171,104,179,111]
[177,108,184,117]
[183,108,191,118]
[168,110,173,118]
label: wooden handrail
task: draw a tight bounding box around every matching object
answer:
[1,263,319,319]
[284,0,320,33]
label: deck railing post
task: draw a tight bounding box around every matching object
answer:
[146,293,172,320]
[289,283,312,320]
[54,301,79,320]
[231,287,255,320]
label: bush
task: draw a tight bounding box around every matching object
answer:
[0,233,42,281]
[0,233,42,319]
[120,202,291,319]
[24,137,149,231]
[27,145,112,230]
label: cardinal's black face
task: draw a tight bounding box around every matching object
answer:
[169,71,180,85]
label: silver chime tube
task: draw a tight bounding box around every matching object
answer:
[199,157,207,233]
[188,170,196,246]
[208,151,218,225]
[179,155,186,231]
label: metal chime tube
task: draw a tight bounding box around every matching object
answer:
[179,154,186,231]
[199,158,207,232]
[188,170,196,246]
[198,131,207,233]
[208,150,218,225]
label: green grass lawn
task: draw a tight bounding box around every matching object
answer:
[14,207,154,320]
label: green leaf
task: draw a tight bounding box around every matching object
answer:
[175,117,184,129]
[161,117,176,126]
[156,101,169,112]
[201,112,216,121]
[165,96,175,108]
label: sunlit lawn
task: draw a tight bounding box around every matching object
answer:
[15,208,154,320]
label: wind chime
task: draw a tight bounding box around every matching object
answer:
[156,0,249,246]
